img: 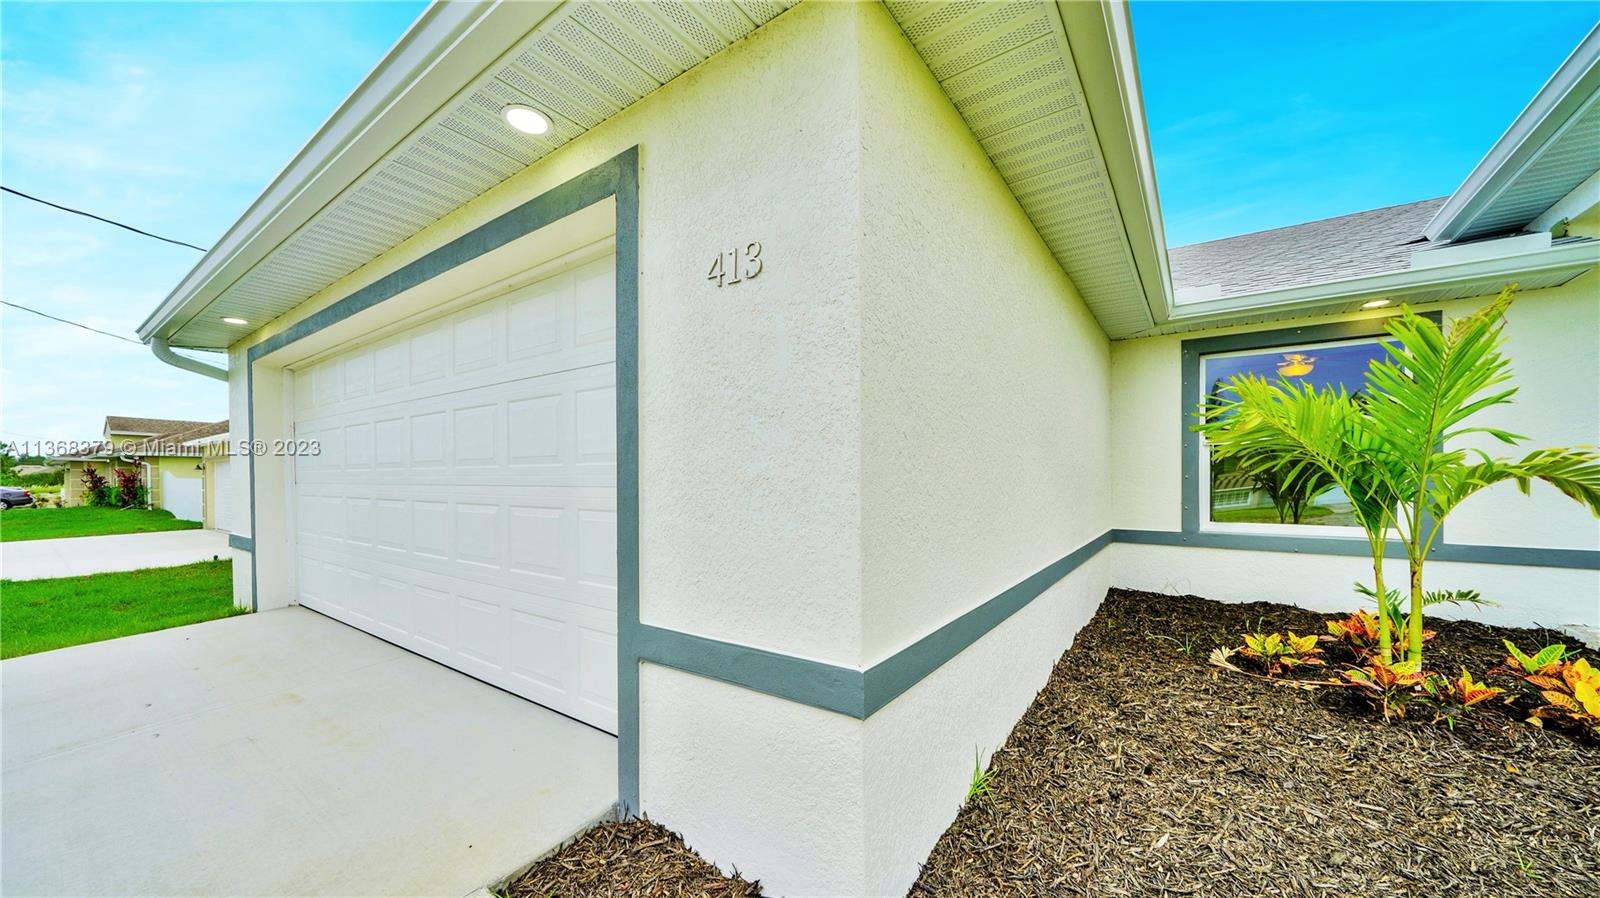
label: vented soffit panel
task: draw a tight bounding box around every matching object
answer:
[887,0,1168,338]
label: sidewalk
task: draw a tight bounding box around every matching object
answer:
[0,528,230,580]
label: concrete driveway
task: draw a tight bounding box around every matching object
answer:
[0,527,231,580]
[1,608,617,897]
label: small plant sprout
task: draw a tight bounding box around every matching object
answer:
[1516,850,1543,881]
[1147,633,1198,658]
[1238,631,1324,676]
[965,749,995,803]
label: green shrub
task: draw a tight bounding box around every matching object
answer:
[0,469,64,488]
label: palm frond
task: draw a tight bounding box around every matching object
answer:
[1431,447,1600,519]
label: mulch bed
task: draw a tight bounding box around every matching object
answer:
[505,589,1599,897]
[502,817,762,898]
[910,589,1599,897]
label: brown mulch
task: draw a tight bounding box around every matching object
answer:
[504,590,1599,898]
[910,589,1600,897]
[503,817,762,898]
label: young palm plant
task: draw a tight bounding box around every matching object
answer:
[1363,289,1600,662]
[1197,379,1406,662]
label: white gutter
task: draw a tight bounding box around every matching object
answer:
[1165,239,1599,323]
[137,0,562,344]
[1424,24,1600,242]
[151,337,228,381]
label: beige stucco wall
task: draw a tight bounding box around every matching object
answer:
[853,4,1113,892]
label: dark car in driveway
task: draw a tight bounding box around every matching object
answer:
[1,486,36,509]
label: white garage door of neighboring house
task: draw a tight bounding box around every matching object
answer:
[290,254,619,734]
[212,457,232,532]
[161,468,203,522]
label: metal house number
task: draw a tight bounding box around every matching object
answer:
[707,241,763,287]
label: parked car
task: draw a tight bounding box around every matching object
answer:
[1,486,36,509]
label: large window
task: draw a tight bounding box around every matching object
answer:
[1198,336,1390,536]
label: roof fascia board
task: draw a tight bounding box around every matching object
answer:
[1053,0,1173,327]
[1423,24,1600,242]
[137,0,564,342]
[1162,239,1598,325]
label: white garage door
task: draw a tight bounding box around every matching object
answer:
[290,254,619,733]
[161,469,203,522]
[212,458,232,532]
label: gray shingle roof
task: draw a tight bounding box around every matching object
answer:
[56,420,228,460]
[120,421,229,457]
[104,415,214,436]
[1168,197,1449,298]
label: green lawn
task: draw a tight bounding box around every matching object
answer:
[0,506,203,542]
[0,560,243,659]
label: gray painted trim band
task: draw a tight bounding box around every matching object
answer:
[862,530,1114,716]
[637,625,866,718]
[635,531,1116,722]
[633,523,1593,730]
[1113,528,1599,570]
[228,533,254,552]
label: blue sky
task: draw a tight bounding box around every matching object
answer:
[1,1,424,446]
[1132,1,1598,247]
[2,2,1593,445]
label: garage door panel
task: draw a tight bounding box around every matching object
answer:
[296,257,615,426]
[297,485,615,594]
[291,252,618,733]
[297,364,615,489]
[297,542,617,730]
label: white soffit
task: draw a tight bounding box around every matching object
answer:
[1425,24,1600,243]
[152,0,798,350]
[886,0,1163,338]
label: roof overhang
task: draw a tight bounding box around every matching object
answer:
[879,0,1174,337]
[1055,0,1173,330]
[1144,235,1598,335]
[142,0,1178,349]
[1424,24,1600,243]
[138,0,565,346]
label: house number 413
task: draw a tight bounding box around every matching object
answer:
[707,241,763,287]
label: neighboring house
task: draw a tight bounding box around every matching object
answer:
[132,4,1599,895]
[55,417,228,524]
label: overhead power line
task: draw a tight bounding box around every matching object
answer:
[1,300,144,345]
[1,185,209,252]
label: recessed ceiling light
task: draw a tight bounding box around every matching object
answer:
[1361,299,1391,309]
[502,104,551,135]
[222,316,249,325]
